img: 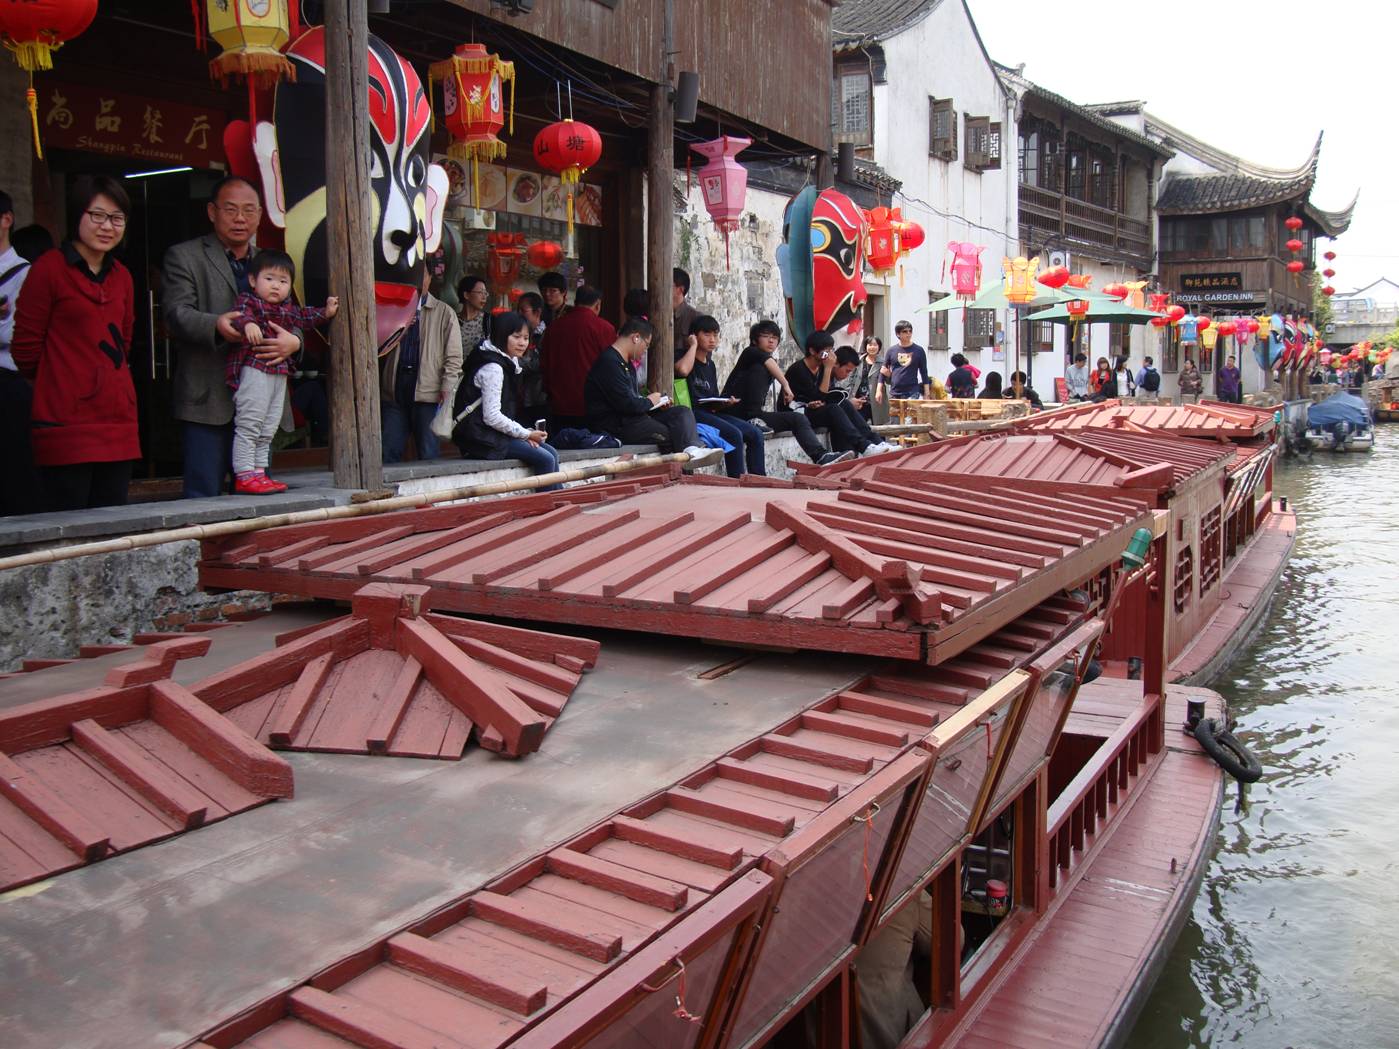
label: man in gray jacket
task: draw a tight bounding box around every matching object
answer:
[162,177,300,498]
[380,268,463,463]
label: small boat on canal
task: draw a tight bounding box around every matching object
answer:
[1303,391,1376,452]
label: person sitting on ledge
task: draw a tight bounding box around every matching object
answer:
[783,334,894,458]
[720,319,853,467]
[453,310,562,492]
[583,316,719,466]
[1005,370,1043,409]
[678,313,766,477]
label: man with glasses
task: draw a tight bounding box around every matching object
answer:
[163,177,300,498]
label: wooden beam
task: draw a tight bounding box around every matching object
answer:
[289,988,444,1049]
[386,932,547,1016]
[0,752,109,860]
[265,652,335,746]
[150,682,294,799]
[471,890,623,962]
[324,0,382,491]
[646,0,675,397]
[545,848,688,911]
[70,719,208,828]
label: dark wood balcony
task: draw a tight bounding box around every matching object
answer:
[1018,183,1152,264]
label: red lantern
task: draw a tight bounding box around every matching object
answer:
[1322,268,1336,278]
[1150,317,1168,327]
[1103,282,1129,301]
[692,135,751,268]
[1167,305,1186,323]
[1217,320,1236,336]
[534,118,603,237]
[866,208,901,277]
[430,44,516,209]
[1196,317,1212,332]
[1066,299,1090,318]
[1285,216,1304,232]
[1287,260,1305,274]
[1148,293,1171,313]
[1066,273,1093,289]
[899,220,925,252]
[486,232,527,304]
[0,0,98,158]
[1285,238,1304,254]
[1246,319,1260,334]
[1323,285,1335,296]
[1324,250,1336,261]
[1038,265,1070,288]
[526,240,563,270]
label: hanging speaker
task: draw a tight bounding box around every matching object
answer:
[368,0,391,12]
[837,142,856,183]
[674,72,700,124]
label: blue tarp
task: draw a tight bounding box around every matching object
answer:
[1307,392,1372,429]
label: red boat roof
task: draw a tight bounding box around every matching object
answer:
[200,476,1150,665]
[796,430,1233,489]
[1013,398,1277,438]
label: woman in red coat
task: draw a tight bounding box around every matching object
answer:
[12,176,137,511]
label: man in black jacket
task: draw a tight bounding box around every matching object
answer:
[784,335,894,457]
[584,317,718,464]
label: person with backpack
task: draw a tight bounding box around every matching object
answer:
[1136,356,1161,399]
[947,353,977,398]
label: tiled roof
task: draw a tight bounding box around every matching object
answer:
[995,64,1172,158]
[1012,400,1276,439]
[200,473,1149,665]
[833,0,942,44]
[1157,170,1315,215]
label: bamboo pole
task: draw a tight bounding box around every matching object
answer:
[0,454,692,572]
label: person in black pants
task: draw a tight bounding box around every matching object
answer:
[583,317,718,464]
[784,335,895,457]
[720,319,852,467]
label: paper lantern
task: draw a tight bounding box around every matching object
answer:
[526,240,563,270]
[865,208,900,277]
[1286,238,1304,254]
[1319,349,1332,367]
[1123,280,1148,309]
[207,0,294,89]
[1103,282,1129,301]
[0,0,98,157]
[691,135,751,269]
[534,118,602,237]
[1322,285,1334,296]
[1002,256,1040,305]
[1148,293,1171,314]
[899,220,925,252]
[1196,317,1212,332]
[1066,273,1093,289]
[1038,265,1070,289]
[1287,260,1305,274]
[1150,317,1168,327]
[1322,268,1336,278]
[1066,299,1090,318]
[1285,216,1304,232]
[1246,319,1260,334]
[946,240,985,299]
[1324,251,1336,261]
[1201,327,1218,351]
[1217,320,1236,336]
[1167,305,1186,323]
[486,231,526,302]
[430,43,516,208]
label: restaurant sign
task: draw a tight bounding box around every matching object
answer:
[39,81,228,169]
[1180,272,1242,292]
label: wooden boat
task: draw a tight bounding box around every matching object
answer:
[0,459,1271,1049]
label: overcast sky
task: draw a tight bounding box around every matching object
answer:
[966,0,1388,296]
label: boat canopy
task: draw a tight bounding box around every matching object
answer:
[1307,392,1372,429]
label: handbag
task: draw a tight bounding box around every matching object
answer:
[432,383,480,441]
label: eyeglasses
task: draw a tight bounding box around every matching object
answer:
[217,204,262,219]
[85,209,127,229]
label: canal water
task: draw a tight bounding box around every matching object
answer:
[1130,438,1399,1048]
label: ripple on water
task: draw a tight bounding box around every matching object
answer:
[1131,440,1399,1049]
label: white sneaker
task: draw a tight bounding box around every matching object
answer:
[683,445,723,468]
[859,444,884,457]
[877,441,899,453]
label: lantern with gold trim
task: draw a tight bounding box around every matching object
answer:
[0,0,98,158]
[206,0,295,89]
[533,118,602,240]
[430,43,516,211]
[1002,255,1040,305]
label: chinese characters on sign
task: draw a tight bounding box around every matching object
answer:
[41,82,227,168]
[1180,272,1243,292]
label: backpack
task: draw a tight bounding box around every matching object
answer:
[1142,368,1161,392]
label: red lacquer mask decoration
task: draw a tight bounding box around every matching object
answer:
[810,188,867,336]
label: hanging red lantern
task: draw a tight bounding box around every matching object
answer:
[1102,282,1129,301]
[0,0,98,158]
[534,118,603,238]
[1285,216,1304,232]
[1066,299,1090,318]
[1322,285,1335,296]
[1324,250,1336,261]
[1287,260,1305,274]
[1150,317,1168,328]
[899,220,925,252]
[1065,273,1093,289]
[1285,238,1304,254]
[1166,305,1186,323]
[206,0,295,89]
[1196,316,1212,332]
[1148,292,1171,314]
[1322,267,1336,278]
[865,209,900,277]
[691,135,751,269]
[430,43,516,210]
[486,232,527,303]
[526,240,563,270]
[1038,265,1070,289]
[1216,320,1236,336]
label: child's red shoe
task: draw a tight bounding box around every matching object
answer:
[262,476,289,493]
[234,472,276,495]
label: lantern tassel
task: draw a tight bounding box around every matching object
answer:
[190,0,206,51]
[566,189,575,241]
[508,69,515,136]
[725,231,730,271]
[26,83,41,160]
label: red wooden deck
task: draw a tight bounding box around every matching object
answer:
[1168,506,1295,684]
[937,685,1225,1049]
[1013,398,1275,440]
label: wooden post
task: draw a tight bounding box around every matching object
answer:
[646,0,676,395]
[324,0,383,491]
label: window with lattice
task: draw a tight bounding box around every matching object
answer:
[1199,508,1222,593]
[1173,544,1194,612]
[930,98,957,161]
[835,67,872,145]
[965,308,995,350]
[928,292,950,350]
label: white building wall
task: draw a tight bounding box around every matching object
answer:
[868,4,1017,386]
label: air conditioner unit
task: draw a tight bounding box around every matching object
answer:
[1048,250,1071,270]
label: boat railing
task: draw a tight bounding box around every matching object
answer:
[1044,693,1160,891]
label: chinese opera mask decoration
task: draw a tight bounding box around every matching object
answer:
[205,0,294,89]
[691,135,751,269]
[0,0,98,157]
[429,43,515,210]
[1002,256,1040,305]
[253,27,449,354]
[944,240,984,299]
[776,187,867,346]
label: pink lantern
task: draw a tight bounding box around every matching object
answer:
[690,135,751,268]
[946,241,984,300]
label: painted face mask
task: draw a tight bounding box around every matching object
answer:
[254,27,448,353]
[809,189,867,337]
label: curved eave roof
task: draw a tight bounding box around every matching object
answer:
[995,64,1172,159]
[1306,191,1358,238]
[1156,170,1316,216]
[833,0,942,47]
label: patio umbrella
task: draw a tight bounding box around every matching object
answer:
[1028,300,1162,324]
[917,281,1080,313]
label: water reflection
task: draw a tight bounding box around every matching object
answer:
[1131,439,1399,1048]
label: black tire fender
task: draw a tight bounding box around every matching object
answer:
[1193,718,1262,783]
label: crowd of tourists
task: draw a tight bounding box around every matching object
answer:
[1062,350,1241,405]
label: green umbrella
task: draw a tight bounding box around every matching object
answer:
[917,281,1079,313]
[1028,300,1162,324]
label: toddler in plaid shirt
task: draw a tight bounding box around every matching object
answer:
[227,250,338,494]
